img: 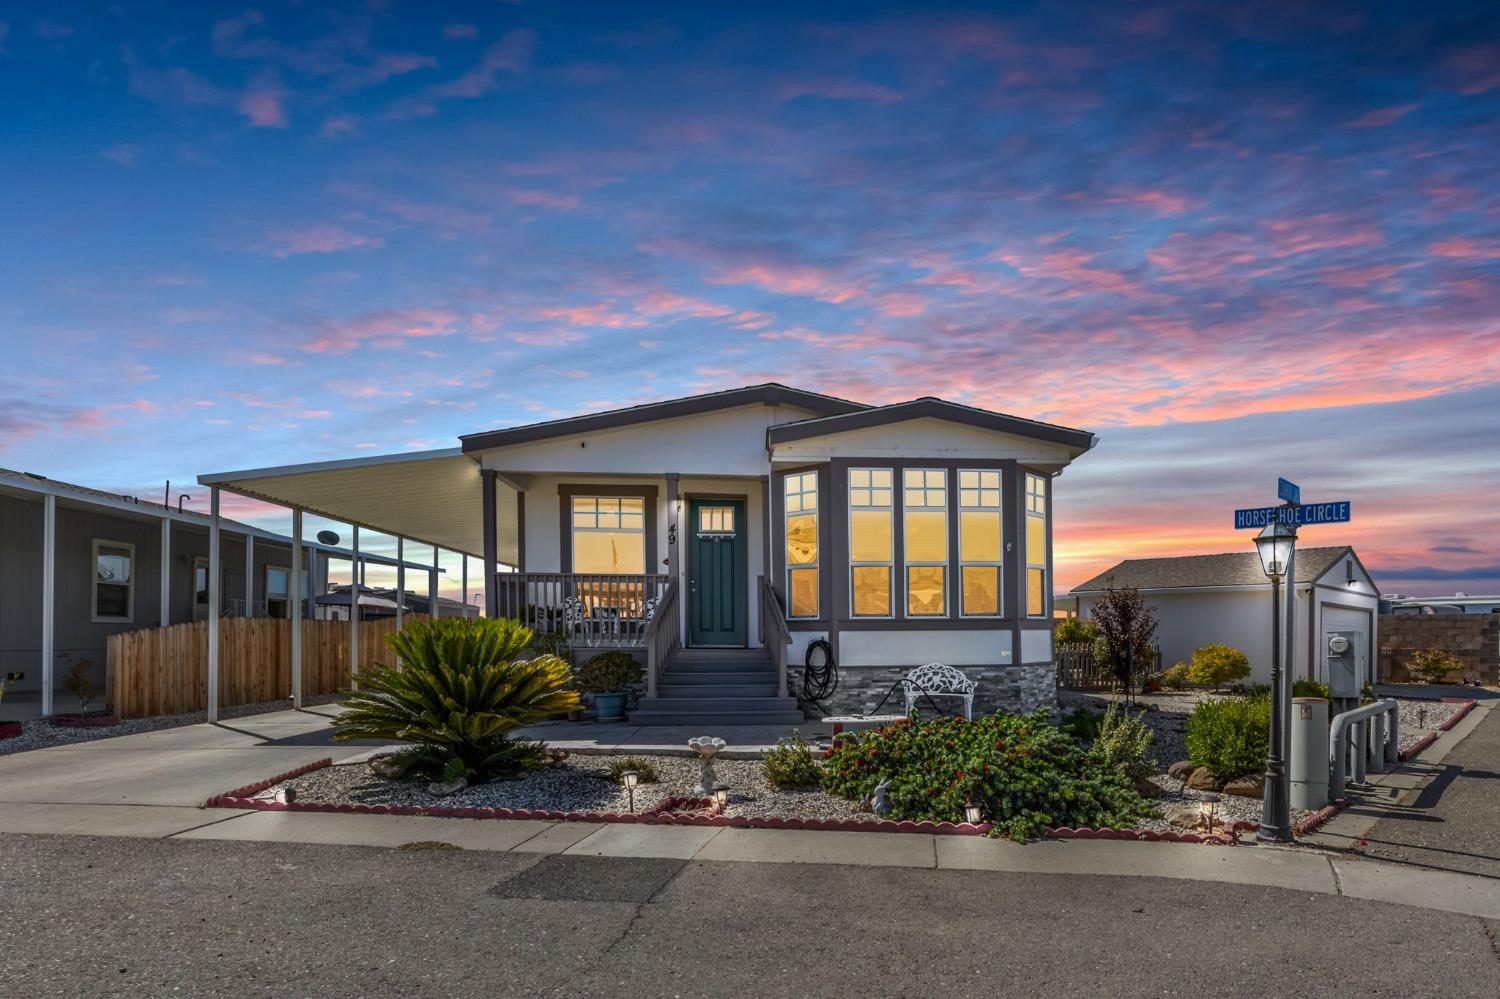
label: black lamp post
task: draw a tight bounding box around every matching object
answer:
[1253,520,1297,843]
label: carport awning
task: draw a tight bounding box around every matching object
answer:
[198,448,518,562]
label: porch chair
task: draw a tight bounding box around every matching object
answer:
[901,663,978,720]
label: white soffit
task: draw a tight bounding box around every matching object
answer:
[199,449,515,561]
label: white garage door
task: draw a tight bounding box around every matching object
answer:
[1321,605,1372,685]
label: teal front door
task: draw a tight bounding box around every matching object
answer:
[688,497,747,646]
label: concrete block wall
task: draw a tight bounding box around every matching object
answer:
[1378,613,1498,685]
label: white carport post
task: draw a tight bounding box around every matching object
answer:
[208,488,221,723]
[244,532,255,618]
[41,493,56,717]
[429,546,440,619]
[349,526,360,691]
[159,518,171,627]
[290,508,303,708]
[461,555,468,617]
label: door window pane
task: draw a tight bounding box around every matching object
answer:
[698,506,735,533]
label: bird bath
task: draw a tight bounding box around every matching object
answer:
[687,736,727,796]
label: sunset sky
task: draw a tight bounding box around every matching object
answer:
[3,2,1498,597]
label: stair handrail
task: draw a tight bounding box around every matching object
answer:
[643,579,679,699]
[759,575,790,699]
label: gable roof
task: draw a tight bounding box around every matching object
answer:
[459,383,867,453]
[1071,546,1356,593]
[766,397,1097,452]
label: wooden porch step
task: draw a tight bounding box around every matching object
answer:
[660,669,778,684]
[657,683,777,698]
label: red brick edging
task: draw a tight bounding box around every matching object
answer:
[206,760,1235,845]
[1399,698,1478,762]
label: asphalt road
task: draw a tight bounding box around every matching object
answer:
[3,833,1497,997]
[1360,704,1500,879]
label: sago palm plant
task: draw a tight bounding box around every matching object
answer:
[333,617,580,781]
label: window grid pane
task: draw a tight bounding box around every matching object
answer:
[959,469,1003,617]
[785,471,819,618]
[571,496,647,575]
[903,468,947,616]
[1025,473,1047,617]
[849,468,893,617]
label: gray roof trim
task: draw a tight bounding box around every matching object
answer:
[765,397,1097,451]
[459,383,867,453]
[197,447,468,486]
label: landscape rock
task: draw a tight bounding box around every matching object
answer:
[426,777,468,797]
[1167,760,1197,781]
[1223,773,1265,799]
[1164,804,1205,830]
[1186,767,1223,791]
[1134,777,1165,798]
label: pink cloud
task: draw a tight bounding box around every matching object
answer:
[443,23,478,40]
[239,74,289,128]
[263,225,384,258]
[319,114,359,138]
[1429,237,1500,260]
[429,29,535,98]
[777,77,903,104]
[507,188,581,210]
[1346,103,1419,128]
[1444,45,1500,96]
[306,308,461,353]
[708,261,864,304]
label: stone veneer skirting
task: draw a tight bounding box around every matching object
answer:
[791,663,1057,719]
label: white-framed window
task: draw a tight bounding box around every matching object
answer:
[903,468,948,616]
[848,468,893,617]
[265,565,291,619]
[571,496,647,574]
[92,539,135,623]
[958,470,1003,617]
[1025,472,1048,617]
[784,471,819,618]
[698,505,735,534]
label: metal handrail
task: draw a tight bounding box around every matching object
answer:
[643,580,679,698]
[1329,698,1399,799]
[759,575,790,699]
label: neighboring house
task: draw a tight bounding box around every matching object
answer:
[1069,547,1379,687]
[1384,593,1500,615]
[199,383,1097,725]
[0,468,436,719]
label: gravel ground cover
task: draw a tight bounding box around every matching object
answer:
[262,753,864,821]
[0,694,340,757]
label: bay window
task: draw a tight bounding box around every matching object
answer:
[903,468,947,616]
[784,471,819,618]
[959,470,1003,616]
[848,468,893,616]
[1026,473,1048,617]
[571,496,646,574]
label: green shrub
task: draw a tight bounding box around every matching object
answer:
[821,712,1154,841]
[1162,662,1191,690]
[1292,679,1330,700]
[1406,650,1463,683]
[1054,617,1098,644]
[1185,694,1269,781]
[606,755,659,784]
[333,617,579,782]
[1059,707,1104,742]
[761,732,823,790]
[1090,704,1156,783]
[1185,644,1252,689]
[574,651,643,693]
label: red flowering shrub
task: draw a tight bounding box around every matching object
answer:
[821,711,1154,841]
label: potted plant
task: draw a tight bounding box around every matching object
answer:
[574,651,642,722]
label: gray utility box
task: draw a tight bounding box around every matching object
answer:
[1326,632,1361,699]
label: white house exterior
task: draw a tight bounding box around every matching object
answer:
[1068,547,1380,688]
[200,384,1098,724]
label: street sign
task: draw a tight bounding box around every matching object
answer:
[1234,502,1351,529]
[1278,478,1300,505]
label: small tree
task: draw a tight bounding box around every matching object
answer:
[62,659,99,713]
[1090,586,1157,704]
[1185,643,1252,691]
[1406,649,1463,684]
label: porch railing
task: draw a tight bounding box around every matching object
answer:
[494,572,672,649]
[643,580,680,698]
[759,575,790,698]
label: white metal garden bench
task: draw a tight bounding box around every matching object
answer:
[902,663,978,720]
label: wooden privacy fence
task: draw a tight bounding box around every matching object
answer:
[1055,641,1161,692]
[106,615,430,720]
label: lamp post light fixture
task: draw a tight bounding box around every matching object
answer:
[963,801,982,826]
[712,783,730,813]
[1199,793,1221,835]
[621,770,639,813]
[1253,520,1297,843]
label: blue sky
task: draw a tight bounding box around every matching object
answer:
[2,1,1498,594]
